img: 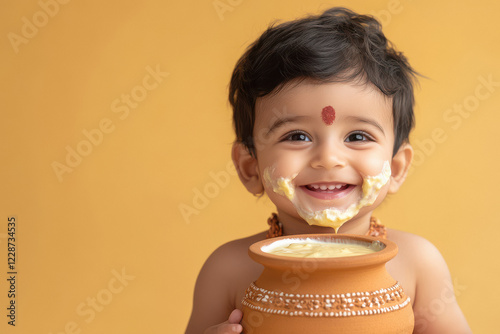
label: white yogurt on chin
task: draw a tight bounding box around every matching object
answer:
[263,161,391,232]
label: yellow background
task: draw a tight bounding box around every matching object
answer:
[1,0,498,333]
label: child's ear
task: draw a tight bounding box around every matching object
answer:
[231,142,264,195]
[388,143,413,194]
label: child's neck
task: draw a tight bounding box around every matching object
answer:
[276,210,373,236]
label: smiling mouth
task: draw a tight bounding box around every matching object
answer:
[301,183,355,200]
[305,183,350,191]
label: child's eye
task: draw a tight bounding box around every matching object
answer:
[282,131,312,142]
[345,131,373,142]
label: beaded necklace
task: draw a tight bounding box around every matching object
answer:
[265,213,387,239]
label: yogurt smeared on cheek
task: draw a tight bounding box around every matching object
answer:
[263,161,392,232]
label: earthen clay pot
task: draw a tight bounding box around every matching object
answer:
[241,234,414,333]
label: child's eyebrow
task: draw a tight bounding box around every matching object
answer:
[266,116,309,136]
[344,116,386,136]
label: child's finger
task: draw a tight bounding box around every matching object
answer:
[214,323,242,334]
[228,309,243,323]
[228,323,242,333]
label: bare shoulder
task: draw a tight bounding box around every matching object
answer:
[387,229,471,333]
[185,231,267,333]
[387,228,447,271]
[387,228,435,248]
[197,231,267,298]
[204,231,267,272]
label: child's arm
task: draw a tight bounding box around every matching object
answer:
[185,241,248,334]
[411,237,472,334]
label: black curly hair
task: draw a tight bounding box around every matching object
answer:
[229,7,418,157]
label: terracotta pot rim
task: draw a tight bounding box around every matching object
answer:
[249,234,398,270]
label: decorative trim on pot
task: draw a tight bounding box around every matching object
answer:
[242,281,411,318]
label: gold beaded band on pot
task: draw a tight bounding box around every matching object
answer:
[242,282,411,317]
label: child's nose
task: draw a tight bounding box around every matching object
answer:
[310,142,347,170]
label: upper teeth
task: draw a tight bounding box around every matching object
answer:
[310,184,346,190]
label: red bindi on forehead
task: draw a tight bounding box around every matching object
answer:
[321,106,335,125]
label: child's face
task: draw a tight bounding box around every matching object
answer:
[253,79,396,226]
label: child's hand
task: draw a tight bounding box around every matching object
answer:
[204,309,243,334]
